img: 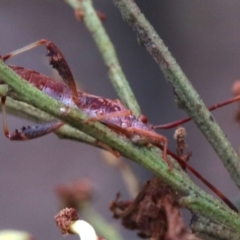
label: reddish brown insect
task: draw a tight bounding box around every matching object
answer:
[0,40,238,212]
[0,39,169,163]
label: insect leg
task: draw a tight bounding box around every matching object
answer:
[2,39,78,105]
[125,127,171,169]
[1,96,64,140]
[84,110,133,156]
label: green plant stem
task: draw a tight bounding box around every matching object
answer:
[0,60,240,234]
[191,216,240,240]
[112,0,240,190]
[65,0,141,117]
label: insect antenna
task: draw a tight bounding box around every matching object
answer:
[154,95,240,129]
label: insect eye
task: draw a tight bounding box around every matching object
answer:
[139,114,148,124]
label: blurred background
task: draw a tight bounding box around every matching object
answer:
[0,0,240,239]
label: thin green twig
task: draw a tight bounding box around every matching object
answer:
[0,60,240,234]
[112,0,240,190]
[191,216,240,240]
[65,0,141,116]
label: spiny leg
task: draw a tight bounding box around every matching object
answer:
[2,39,78,105]
[1,96,64,140]
[84,110,168,163]
[85,110,132,156]
[84,107,169,163]
[126,127,171,169]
